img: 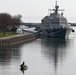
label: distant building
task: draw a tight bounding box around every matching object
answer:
[16,28,22,34]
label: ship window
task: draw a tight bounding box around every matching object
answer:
[51,21,60,24]
[51,18,60,24]
[47,25,49,27]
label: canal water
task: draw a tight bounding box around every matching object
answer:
[0,27,76,75]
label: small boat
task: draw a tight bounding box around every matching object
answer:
[23,65,28,70]
[20,65,28,70]
[20,62,28,70]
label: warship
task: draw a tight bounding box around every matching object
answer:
[36,1,74,38]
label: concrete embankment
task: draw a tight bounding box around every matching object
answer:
[0,32,36,46]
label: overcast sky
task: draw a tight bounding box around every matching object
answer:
[0,0,76,23]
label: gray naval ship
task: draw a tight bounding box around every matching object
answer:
[36,1,74,38]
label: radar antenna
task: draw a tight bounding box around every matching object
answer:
[56,1,57,6]
[48,1,64,15]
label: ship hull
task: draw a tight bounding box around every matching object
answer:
[38,28,72,38]
[48,29,66,38]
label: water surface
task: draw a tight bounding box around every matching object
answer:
[0,27,76,75]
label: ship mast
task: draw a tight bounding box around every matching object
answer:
[55,1,59,15]
[48,1,64,15]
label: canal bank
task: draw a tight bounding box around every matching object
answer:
[0,32,36,46]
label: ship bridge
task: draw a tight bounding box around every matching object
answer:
[41,1,68,28]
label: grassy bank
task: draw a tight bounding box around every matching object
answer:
[0,32,36,46]
[0,32,15,38]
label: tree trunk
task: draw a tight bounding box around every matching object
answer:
[3,27,6,35]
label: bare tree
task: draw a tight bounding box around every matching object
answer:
[12,14,22,25]
[0,13,13,35]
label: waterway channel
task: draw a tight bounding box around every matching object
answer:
[0,27,76,75]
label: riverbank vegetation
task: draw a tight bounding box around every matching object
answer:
[0,13,22,36]
[0,31,16,38]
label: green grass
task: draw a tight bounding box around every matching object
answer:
[0,32,16,38]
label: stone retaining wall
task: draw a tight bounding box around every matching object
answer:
[0,32,36,46]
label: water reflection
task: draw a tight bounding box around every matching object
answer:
[41,38,73,72]
[0,44,21,66]
[21,69,25,74]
